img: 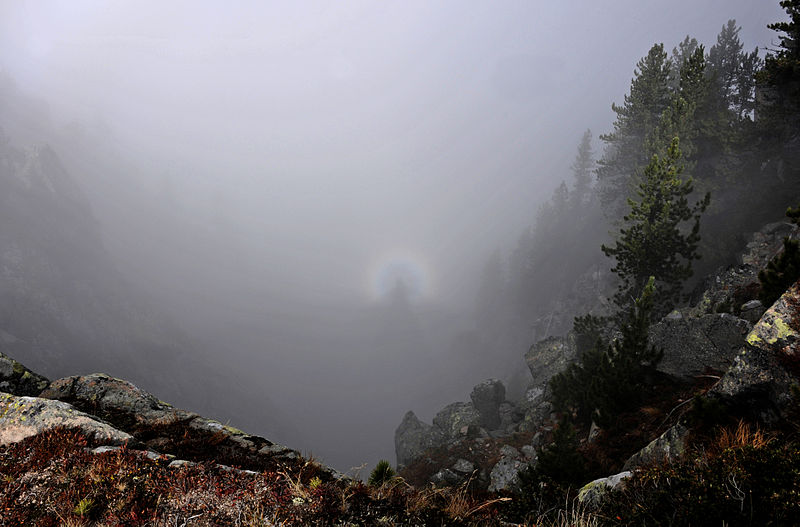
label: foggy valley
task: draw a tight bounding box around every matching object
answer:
[0,0,793,493]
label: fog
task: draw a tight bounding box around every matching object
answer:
[0,1,784,473]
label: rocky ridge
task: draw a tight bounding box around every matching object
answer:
[0,354,340,480]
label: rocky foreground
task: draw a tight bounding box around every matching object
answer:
[0,356,522,526]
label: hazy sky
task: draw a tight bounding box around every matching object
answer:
[0,0,785,307]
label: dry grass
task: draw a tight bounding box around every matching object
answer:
[715,420,770,452]
[528,506,599,527]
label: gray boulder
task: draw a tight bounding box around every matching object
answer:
[40,373,176,429]
[651,312,752,380]
[488,445,529,492]
[713,281,800,418]
[433,402,482,441]
[520,445,537,461]
[0,351,49,396]
[0,392,134,447]
[623,424,689,471]
[577,471,631,510]
[395,410,444,469]
[470,379,506,430]
[452,458,475,475]
[524,333,578,388]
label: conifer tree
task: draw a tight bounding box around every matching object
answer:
[535,416,586,485]
[602,137,710,317]
[590,277,662,428]
[757,1,800,154]
[650,46,714,190]
[668,36,700,90]
[597,44,672,218]
[551,280,661,428]
[708,20,761,119]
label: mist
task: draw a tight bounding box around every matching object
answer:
[0,1,784,473]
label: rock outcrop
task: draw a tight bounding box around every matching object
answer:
[395,378,539,487]
[394,410,444,469]
[470,379,505,430]
[690,221,796,317]
[433,402,483,441]
[0,392,134,447]
[524,333,578,388]
[487,445,529,492]
[39,373,317,475]
[650,313,752,380]
[395,378,518,472]
[712,280,800,419]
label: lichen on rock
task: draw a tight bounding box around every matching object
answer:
[0,392,133,447]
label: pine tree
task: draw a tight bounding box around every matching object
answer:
[550,340,606,424]
[590,277,663,429]
[757,1,800,155]
[668,36,700,93]
[650,46,718,192]
[602,137,710,317]
[597,44,673,218]
[708,20,761,119]
[551,280,661,428]
[535,416,587,485]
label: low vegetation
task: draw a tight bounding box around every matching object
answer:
[0,427,513,526]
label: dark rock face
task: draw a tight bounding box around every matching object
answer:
[469,379,506,430]
[394,410,444,469]
[690,221,797,317]
[0,143,138,378]
[651,313,752,380]
[712,280,800,420]
[40,373,329,476]
[0,351,48,396]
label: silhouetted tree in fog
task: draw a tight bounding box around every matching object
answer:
[597,44,672,218]
[570,129,594,209]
